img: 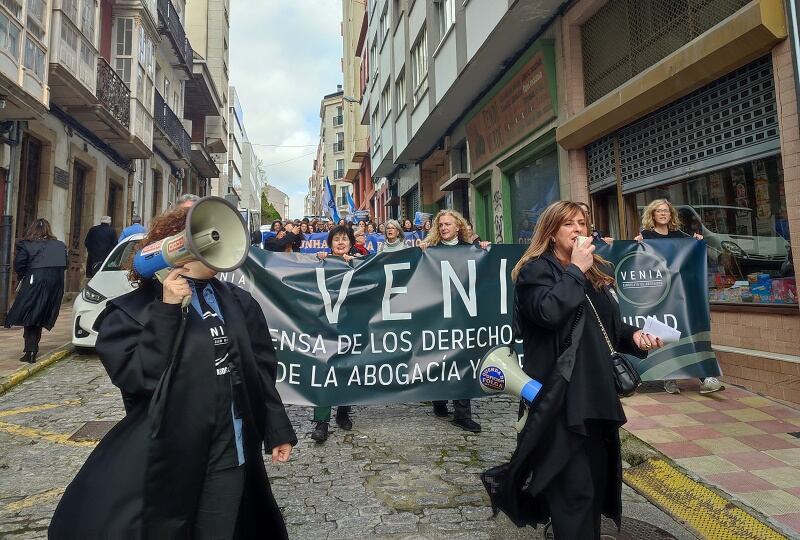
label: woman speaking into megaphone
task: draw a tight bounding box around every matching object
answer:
[50,203,297,540]
[482,201,662,539]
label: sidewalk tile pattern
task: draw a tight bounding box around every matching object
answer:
[622,380,800,538]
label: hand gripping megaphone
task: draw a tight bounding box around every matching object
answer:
[133,196,249,280]
[479,345,543,405]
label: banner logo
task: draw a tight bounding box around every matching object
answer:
[614,251,671,308]
[479,366,505,391]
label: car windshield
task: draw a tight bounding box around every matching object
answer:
[677,207,781,236]
[102,240,139,272]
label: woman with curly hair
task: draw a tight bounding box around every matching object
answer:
[50,203,297,540]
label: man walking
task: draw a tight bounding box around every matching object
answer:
[118,215,145,243]
[84,216,117,278]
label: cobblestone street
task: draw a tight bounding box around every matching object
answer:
[0,353,697,539]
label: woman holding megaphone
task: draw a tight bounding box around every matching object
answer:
[482,201,662,539]
[50,204,297,540]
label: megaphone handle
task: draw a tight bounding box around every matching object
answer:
[154,268,192,310]
[516,406,529,433]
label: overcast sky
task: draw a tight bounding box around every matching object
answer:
[229,1,343,218]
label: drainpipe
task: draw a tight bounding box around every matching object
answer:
[0,121,21,325]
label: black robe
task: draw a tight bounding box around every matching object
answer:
[49,279,297,539]
[84,223,117,276]
[482,252,646,528]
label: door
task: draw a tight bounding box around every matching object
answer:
[107,180,123,233]
[15,134,42,240]
[66,163,87,292]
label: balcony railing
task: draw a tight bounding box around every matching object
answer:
[155,89,191,160]
[333,169,344,179]
[96,57,130,128]
[157,0,192,70]
[333,115,343,126]
[333,141,344,153]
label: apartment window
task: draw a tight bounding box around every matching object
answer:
[80,0,95,39]
[63,0,78,22]
[371,107,380,150]
[381,82,391,123]
[333,105,343,126]
[26,0,45,42]
[395,69,405,114]
[410,26,428,106]
[114,17,134,86]
[370,39,378,79]
[436,0,455,39]
[134,25,153,105]
[60,20,77,69]
[379,5,388,41]
[23,37,45,79]
[334,159,345,179]
[0,12,21,59]
[1,0,21,19]
[334,131,344,153]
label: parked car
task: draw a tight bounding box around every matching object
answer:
[71,234,142,349]
[675,205,790,276]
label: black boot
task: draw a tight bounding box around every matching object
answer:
[335,410,353,431]
[18,352,32,363]
[310,421,329,443]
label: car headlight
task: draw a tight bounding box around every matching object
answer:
[721,241,745,256]
[82,285,106,304]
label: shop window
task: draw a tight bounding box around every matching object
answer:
[508,151,559,244]
[632,156,795,306]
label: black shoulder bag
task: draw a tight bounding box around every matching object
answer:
[585,294,641,397]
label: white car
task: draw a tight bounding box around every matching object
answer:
[71,233,143,349]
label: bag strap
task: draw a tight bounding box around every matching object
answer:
[585,294,616,355]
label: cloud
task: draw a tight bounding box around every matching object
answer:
[230,1,342,218]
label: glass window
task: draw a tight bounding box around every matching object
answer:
[63,0,78,22]
[114,17,133,85]
[81,0,95,39]
[411,26,427,105]
[437,0,455,39]
[102,237,138,271]
[0,12,21,59]
[23,37,45,79]
[508,151,560,244]
[395,69,405,113]
[633,156,795,306]
[381,82,391,122]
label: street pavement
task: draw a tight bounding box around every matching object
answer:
[0,352,698,539]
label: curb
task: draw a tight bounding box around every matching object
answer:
[0,345,74,397]
[619,428,789,539]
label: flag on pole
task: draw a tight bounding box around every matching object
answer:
[346,190,357,218]
[322,176,341,223]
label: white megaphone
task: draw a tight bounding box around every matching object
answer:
[479,345,542,405]
[133,196,249,280]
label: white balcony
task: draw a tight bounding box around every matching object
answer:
[49,11,97,107]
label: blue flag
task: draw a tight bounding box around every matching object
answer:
[346,190,357,218]
[322,176,341,223]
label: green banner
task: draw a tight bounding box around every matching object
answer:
[220,240,718,406]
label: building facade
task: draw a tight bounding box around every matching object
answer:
[556,0,798,404]
[0,0,229,320]
[316,86,351,219]
[266,184,289,221]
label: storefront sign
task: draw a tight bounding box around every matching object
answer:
[221,241,719,406]
[466,41,556,172]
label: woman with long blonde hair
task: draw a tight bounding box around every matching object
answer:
[487,201,661,538]
[634,198,703,241]
[422,209,489,431]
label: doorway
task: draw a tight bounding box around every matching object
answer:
[152,170,162,217]
[66,162,87,292]
[107,179,124,234]
[15,133,43,240]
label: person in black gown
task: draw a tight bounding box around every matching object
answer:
[483,201,662,539]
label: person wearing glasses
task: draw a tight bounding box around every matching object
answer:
[634,199,722,395]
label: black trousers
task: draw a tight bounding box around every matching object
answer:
[193,465,245,540]
[544,424,610,539]
[23,326,42,353]
[432,399,472,420]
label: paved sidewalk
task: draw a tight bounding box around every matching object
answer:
[622,380,800,537]
[0,304,73,382]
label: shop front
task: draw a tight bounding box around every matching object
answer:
[465,38,561,244]
[583,54,799,403]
